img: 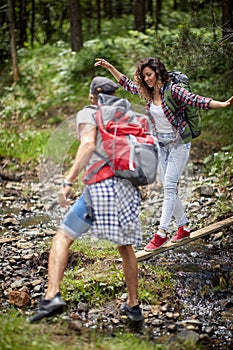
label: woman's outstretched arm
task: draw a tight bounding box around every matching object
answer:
[209,96,233,108]
[94,58,124,82]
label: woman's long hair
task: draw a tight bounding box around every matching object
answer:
[134,57,170,101]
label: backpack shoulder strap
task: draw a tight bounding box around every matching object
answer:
[163,82,181,113]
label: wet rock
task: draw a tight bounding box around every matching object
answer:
[165,312,174,319]
[11,279,25,289]
[151,319,163,326]
[33,285,41,293]
[9,290,30,307]
[204,326,214,334]
[3,217,19,226]
[200,185,215,196]
[68,320,83,334]
[167,323,177,332]
[77,302,89,312]
[143,305,152,312]
[160,304,168,312]
[170,329,200,343]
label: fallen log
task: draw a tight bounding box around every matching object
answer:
[118,216,233,262]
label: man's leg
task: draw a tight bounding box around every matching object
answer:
[117,245,138,306]
[29,229,73,322]
[45,229,74,299]
[117,245,144,321]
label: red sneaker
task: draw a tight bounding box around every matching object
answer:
[171,226,190,243]
[144,233,168,251]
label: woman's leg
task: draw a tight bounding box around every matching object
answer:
[158,142,190,232]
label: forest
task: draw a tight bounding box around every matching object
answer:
[1,0,233,142]
[0,1,233,350]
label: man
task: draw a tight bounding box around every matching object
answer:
[29,77,144,323]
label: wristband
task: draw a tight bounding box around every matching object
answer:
[63,179,73,187]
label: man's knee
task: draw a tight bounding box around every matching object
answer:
[52,229,74,248]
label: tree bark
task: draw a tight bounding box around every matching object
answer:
[70,0,83,52]
[155,0,162,31]
[7,0,20,82]
[19,0,27,47]
[133,0,145,32]
[103,0,112,19]
[96,0,101,34]
[30,0,35,47]
[210,0,217,41]
[222,0,233,41]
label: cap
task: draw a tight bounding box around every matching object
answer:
[90,76,118,95]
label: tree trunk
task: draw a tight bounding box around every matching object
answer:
[155,0,162,31]
[19,0,27,47]
[43,3,52,43]
[96,0,101,34]
[103,0,112,19]
[210,0,217,41]
[7,0,20,82]
[147,0,153,17]
[222,0,233,41]
[147,0,154,27]
[133,0,145,32]
[30,0,35,47]
[70,0,83,52]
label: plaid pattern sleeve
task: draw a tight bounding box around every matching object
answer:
[85,177,142,246]
[119,75,140,96]
[170,84,213,110]
[160,83,213,135]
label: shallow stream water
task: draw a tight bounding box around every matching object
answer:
[0,172,232,349]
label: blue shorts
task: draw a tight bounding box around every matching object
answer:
[59,193,93,239]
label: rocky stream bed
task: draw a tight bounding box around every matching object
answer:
[0,148,232,349]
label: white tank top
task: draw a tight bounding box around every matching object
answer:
[150,103,173,133]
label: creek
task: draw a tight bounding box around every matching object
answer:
[0,158,232,349]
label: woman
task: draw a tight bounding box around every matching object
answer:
[94,57,233,251]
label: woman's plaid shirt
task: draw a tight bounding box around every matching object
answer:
[119,75,212,136]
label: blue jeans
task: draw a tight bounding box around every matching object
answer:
[59,193,93,239]
[157,133,190,232]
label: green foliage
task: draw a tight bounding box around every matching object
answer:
[61,262,125,305]
[0,128,50,162]
[201,145,233,216]
[138,265,175,305]
[0,309,56,350]
[69,237,118,259]
[1,12,232,161]
[203,145,233,186]
[0,309,203,350]
[61,239,176,307]
[61,238,123,305]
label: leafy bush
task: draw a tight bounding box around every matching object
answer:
[1,15,232,161]
[201,145,233,216]
[0,129,50,162]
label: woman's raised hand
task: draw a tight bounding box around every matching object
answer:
[94,58,124,81]
[94,58,112,69]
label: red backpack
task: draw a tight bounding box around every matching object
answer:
[82,94,159,186]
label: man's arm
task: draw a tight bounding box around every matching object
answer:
[66,123,96,182]
[58,123,96,207]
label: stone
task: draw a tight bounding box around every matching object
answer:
[9,290,30,307]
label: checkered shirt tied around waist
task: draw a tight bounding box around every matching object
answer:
[85,177,142,246]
